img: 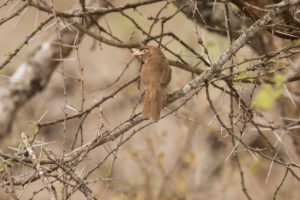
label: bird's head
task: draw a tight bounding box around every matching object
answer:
[132,46,163,60]
[132,46,150,58]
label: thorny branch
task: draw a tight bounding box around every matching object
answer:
[0,0,300,199]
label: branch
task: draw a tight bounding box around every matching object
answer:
[69,20,141,48]
[0,1,29,26]
[27,0,164,18]
[22,132,57,200]
[55,3,291,168]
[0,1,108,137]
[0,16,54,70]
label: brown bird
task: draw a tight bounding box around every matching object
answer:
[132,45,172,122]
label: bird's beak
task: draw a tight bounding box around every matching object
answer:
[132,50,143,56]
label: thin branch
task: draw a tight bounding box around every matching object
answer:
[22,132,57,200]
[273,168,289,200]
[0,16,54,69]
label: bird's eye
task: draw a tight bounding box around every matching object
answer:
[142,49,148,54]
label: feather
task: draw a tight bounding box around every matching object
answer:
[142,91,151,118]
[134,46,171,122]
[149,89,162,122]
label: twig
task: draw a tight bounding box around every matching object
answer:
[21,132,57,200]
[273,168,289,200]
[0,16,54,69]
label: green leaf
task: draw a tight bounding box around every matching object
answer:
[0,162,4,171]
[3,50,12,56]
[296,39,300,45]
[18,42,24,49]
[253,83,283,110]
[268,69,276,73]
[248,78,254,83]
[6,159,12,165]
[253,84,274,110]
[102,164,111,176]
[33,26,38,33]
[272,73,284,88]
[0,69,5,75]
[234,72,247,81]
[30,126,38,135]
[253,73,285,110]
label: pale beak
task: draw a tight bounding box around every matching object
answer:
[132,50,143,56]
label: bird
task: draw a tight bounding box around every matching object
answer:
[132,45,172,122]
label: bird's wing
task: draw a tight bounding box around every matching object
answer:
[140,63,151,91]
[160,63,172,88]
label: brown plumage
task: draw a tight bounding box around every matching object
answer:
[132,46,172,121]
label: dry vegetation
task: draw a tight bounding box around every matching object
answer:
[0,0,300,199]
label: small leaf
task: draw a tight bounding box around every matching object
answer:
[18,42,24,49]
[0,162,4,171]
[253,84,275,110]
[253,83,283,110]
[126,85,136,96]
[272,73,284,88]
[234,72,247,81]
[6,159,12,165]
[102,164,111,176]
[3,50,12,56]
[33,27,38,32]
[30,126,38,135]
[248,78,254,83]
[0,69,5,75]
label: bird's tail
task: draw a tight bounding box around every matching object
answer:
[142,91,151,118]
[149,89,162,122]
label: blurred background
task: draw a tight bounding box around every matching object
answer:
[0,0,300,199]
